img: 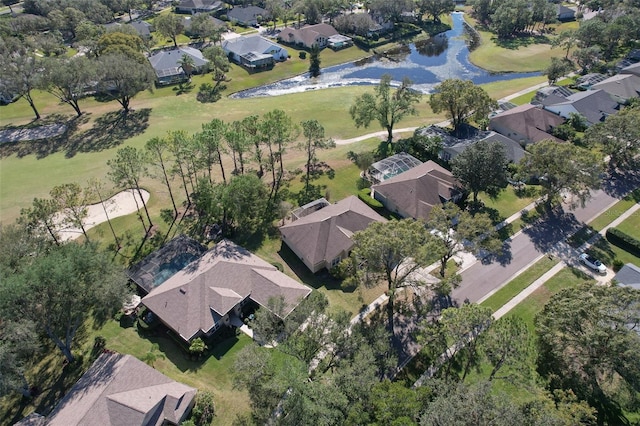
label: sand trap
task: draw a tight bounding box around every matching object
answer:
[57,189,150,241]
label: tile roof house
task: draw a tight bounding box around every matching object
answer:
[175,0,223,14]
[614,263,640,290]
[280,196,387,273]
[222,35,288,69]
[148,46,209,85]
[542,89,620,126]
[589,73,640,104]
[142,239,311,342]
[227,5,270,27]
[45,352,196,426]
[371,160,463,220]
[278,23,351,49]
[489,103,565,145]
[127,234,208,294]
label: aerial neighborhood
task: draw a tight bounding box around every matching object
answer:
[2,0,640,424]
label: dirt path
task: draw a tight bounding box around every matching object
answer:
[57,189,150,241]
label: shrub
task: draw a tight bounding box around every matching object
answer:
[299,51,307,59]
[358,188,383,209]
[191,391,215,425]
[606,227,640,257]
[613,259,625,272]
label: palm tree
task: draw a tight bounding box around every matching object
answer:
[178,54,196,79]
[142,343,165,368]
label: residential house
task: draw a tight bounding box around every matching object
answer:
[128,234,208,294]
[278,23,352,50]
[142,239,311,343]
[280,196,387,273]
[175,0,223,14]
[367,152,423,185]
[542,89,619,126]
[148,46,209,85]
[45,352,196,426]
[533,85,574,105]
[442,132,527,163]
[614,263,640,290]
[590,73,640,104]
[222,35,288,69]
[557,4,576,20]
[227,5,269,27]
[621,62,640,77]
[488,103,565,145]
[371,160,463,220]
[575,73,607,90]
[130,20,154,40]
[183,14,226,38]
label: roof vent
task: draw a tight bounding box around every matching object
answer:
[179,288,186,294]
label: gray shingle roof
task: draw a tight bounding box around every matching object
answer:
[489,103,564,144]
[280,196,387,269]
[372,160,461,220]
[148,47,208,76]
[142,240,311,341]
[547,89,619,124]
[590,74,640,102]
[47,353,196,426]
[621,62,640,77]
[227,5,269,23]
[615,263,640,289]
[222,35,281,56]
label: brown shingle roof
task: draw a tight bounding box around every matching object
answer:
[279,196,387,269]
[47,352,196,426]
[489,103,564,144]
[142,240,311,341]
[372,161,461,220]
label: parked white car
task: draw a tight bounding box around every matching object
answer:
[578,253,607,274]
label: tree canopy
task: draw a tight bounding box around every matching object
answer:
[451,139,509,205]
[429,79,497,134]
[350,74,422,145]
[520,140,603,210]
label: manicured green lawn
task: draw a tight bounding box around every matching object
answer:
[478,185,539,223]
[589,193,640,232]
[480,256,558,313]
[464,15,568,72]
[506,266,595,330]
[616,209,640,239]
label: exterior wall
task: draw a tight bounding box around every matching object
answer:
[372,190,409,218]
[281,238,321,273]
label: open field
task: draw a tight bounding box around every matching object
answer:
[0,73,549,224]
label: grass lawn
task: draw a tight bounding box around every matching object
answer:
[615,209,640,239]
[465,14,567,73]
[588,190,640,232]
[478,185,539,223]
[506,266,595,330]
[480,256,558,313]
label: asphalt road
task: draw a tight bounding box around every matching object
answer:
[452,171,640,304]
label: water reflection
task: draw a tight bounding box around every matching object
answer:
[232,12,540,98]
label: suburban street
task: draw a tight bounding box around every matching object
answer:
[452,171,640,304]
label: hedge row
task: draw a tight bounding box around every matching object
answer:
[358,188,384,209]
[606,227,640,257]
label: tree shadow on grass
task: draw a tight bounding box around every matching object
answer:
[173,81,195,95]
[64,108,151,158]
[0,108,151,159]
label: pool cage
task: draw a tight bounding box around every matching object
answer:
[367,152,423,185]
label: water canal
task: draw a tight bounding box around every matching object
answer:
[232,12,541,98]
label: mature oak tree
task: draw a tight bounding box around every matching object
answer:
[428,203,502,279]
[536,284,640,405]
[520,140,603,210]
[98,53,154,113]
[350,74,422,146]
[429,79,497,134]
[154,13,184,48]
[451,139,509,205]
[42,56,100,116]
[585,107,640,172]
[343,219,436,337]
[0,243,129,363]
